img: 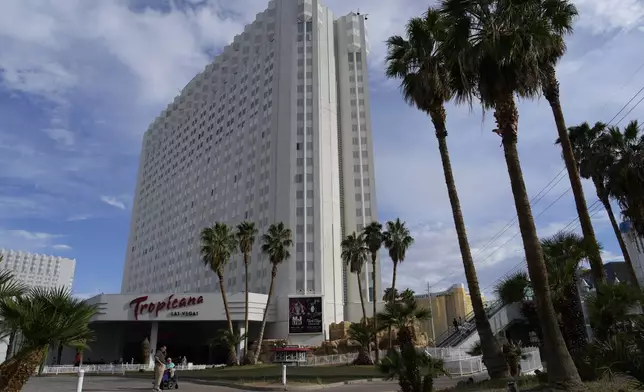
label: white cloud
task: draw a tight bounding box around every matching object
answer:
[67,214,92,221]
[0,229,68,252]
[43,128,75,146]
[100,195,126,210]
[0,0,642,295]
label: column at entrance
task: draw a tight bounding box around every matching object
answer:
[235,322,246,364]
[149,321,159,367]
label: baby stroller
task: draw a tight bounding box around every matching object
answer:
[160,369,179,390]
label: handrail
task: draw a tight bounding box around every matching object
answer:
[437,299,506,347]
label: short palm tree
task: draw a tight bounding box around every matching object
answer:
[537,0,605,284]
[383,219,414,349]
[541,232,591,358]
[439,0,583,387]
[379,344,448,392]
[0,287,98,391]
[341,232,369,322]
[0,260,26,362]
[564,122,638,286]
[252,222,292,364]
[236,221,258,360]
[377,297,430,346]
[347,322,374,365]
[363,221,383,360]
[200,223,238,364]
[586,281,644,341]
[210,329,246,366]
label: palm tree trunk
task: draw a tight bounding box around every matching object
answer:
[371,253,379,361]
[431,108,508,379]
[559,278,587,360]
[543,64,605,284]
[5,330,16,360]
[597,186,639,286]
[388,261,398,348]
[244,253,250,362]
[0,346,47,392]
[357,272,368,323]
[495,92,584,391]
[218,272,237,365]
[218,273,234,334]
[252,265,278,364]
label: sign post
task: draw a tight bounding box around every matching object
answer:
[76,369,85,392]
[282,364,287,390]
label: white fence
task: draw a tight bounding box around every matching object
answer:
[304,346,542,378]
[38,363,208,375]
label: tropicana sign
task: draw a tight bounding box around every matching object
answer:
[129,294,204,320]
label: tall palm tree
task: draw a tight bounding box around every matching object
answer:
[606,121,644,238]
[236,221,258,360]
[383,219,413,305]
[383,219,414,349]
[536,0,606,284]
[385,10,507,377]
[341,232,369,322]
[200,223,238,364]
[564,122,638,286]
[363,221,383,360]
[253,222,292,364]
[439,0,584,388]
[0,287,98,392]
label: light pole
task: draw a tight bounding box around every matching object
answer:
[426,282,436,344]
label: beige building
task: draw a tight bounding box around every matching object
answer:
[416,284,478,345]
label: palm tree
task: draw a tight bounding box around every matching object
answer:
[536,0,606,285]
[341,232,369,322]
[541,232,591,358]
[210,329,246,366]
[586,281,644,341]
[252,222,292,364]
[439,0,584,387]
[363,221,383,360]
[377,297,430,346]
[347,322,374,365]
[200,223,238,364]
[564,122,638,286]
[0,259,26,361]
[0,287,98,391]
[236,221,258,361]
[383,219,414,305]
[378,343,448,392]
[606,121,644,238]
[383,219,414,349]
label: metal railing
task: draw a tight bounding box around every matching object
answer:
[437,299,506,348]
[38,363,209,375]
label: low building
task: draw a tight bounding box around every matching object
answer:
[41,291,334,365]
[415,284,476,345]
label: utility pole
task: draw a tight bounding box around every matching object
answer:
[426,282,436,345]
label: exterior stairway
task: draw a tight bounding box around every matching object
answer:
[436,300,523,349]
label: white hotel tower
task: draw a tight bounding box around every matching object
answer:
[120,0,380,342]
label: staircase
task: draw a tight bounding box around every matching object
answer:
[436,300,523,349]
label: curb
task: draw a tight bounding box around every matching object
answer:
[185,378,388,391]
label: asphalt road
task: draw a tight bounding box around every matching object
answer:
[22,374,483,392]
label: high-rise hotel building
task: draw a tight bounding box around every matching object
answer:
[120,0,380,341]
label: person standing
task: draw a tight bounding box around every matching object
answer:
[153,345,167,391]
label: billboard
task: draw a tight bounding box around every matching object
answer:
[288,296,323,334]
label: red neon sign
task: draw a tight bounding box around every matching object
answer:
[129,294,204,320]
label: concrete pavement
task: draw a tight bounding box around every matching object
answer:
[22,374,484,392]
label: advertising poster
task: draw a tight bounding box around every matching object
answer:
[288,296,323,334]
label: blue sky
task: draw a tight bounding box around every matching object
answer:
[1,0,643,298]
